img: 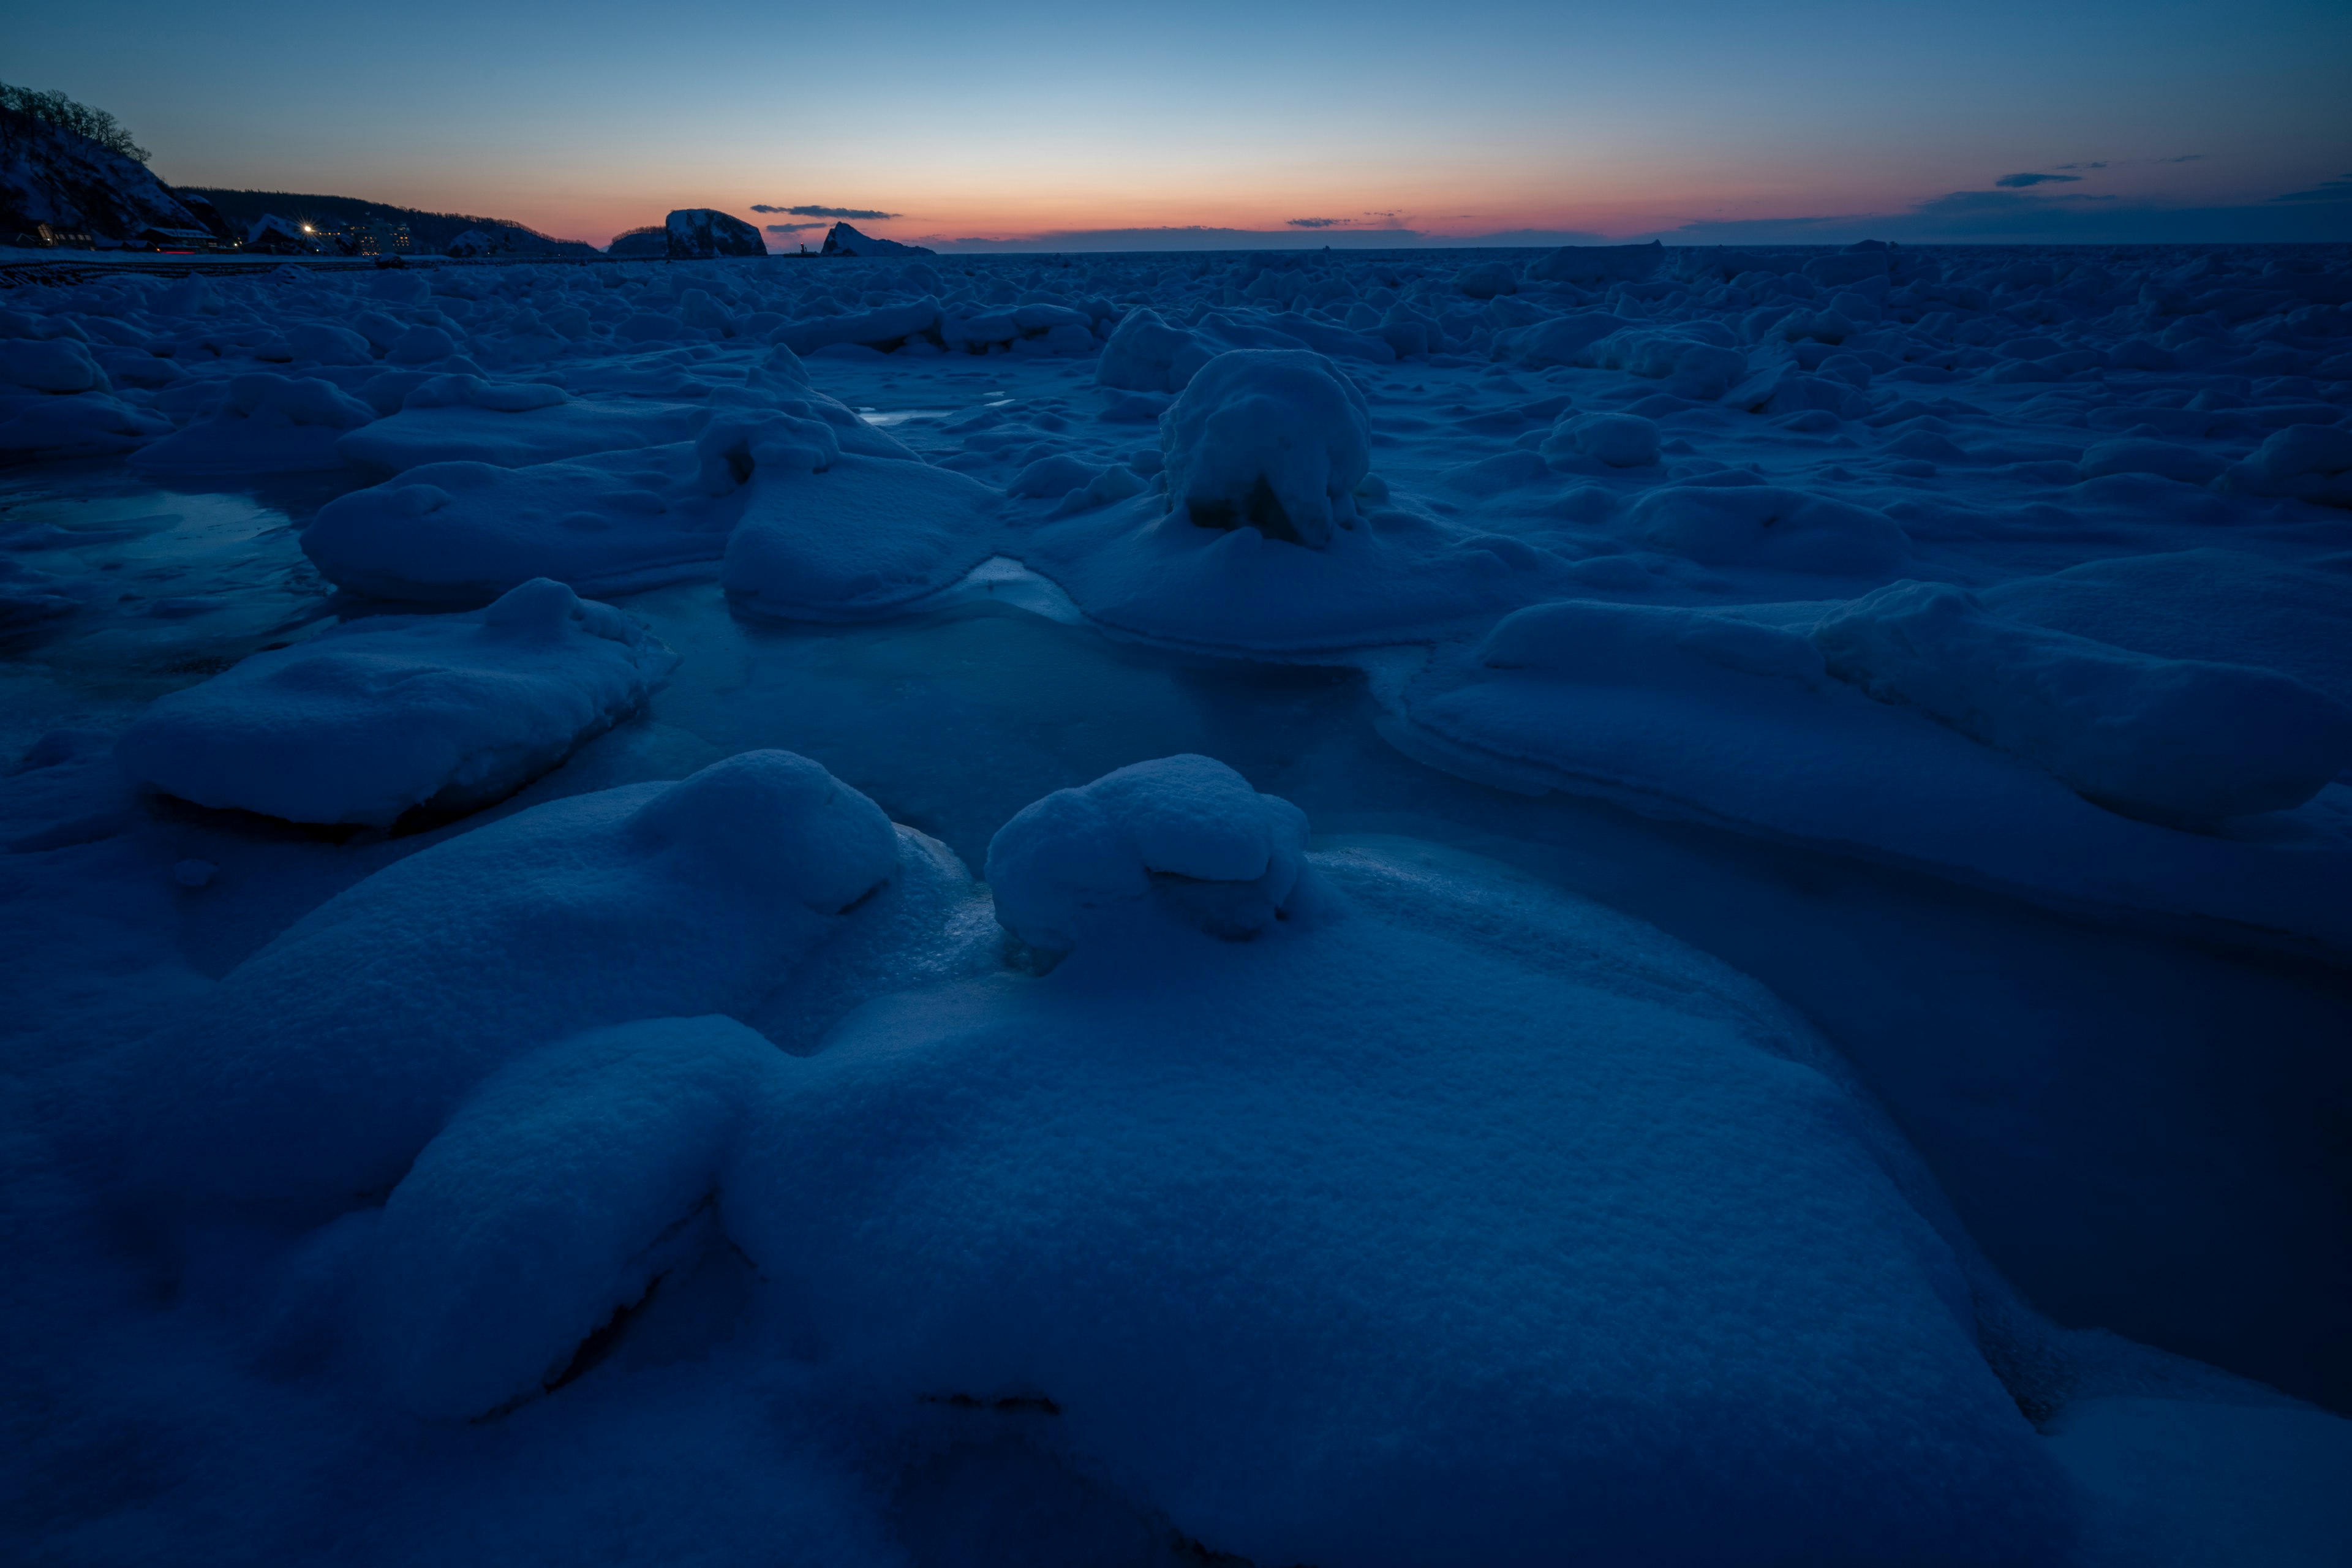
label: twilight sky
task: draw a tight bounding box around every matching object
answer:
[10,0,2350,250]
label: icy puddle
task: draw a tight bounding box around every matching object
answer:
[4,244,2350,1567]
[0,467,356,757]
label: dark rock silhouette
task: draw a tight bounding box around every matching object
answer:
[665,209,766,259]
[820,221,934,258]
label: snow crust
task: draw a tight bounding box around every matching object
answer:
[2,237,2349,1567]
[23,237,2307,943]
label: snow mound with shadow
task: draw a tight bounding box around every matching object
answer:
[1815,579,2352,822]
[112,750,904,1222]
[1396,592,2352,952]
[1159,349,1372,549]
[303,443,734,603]
[714,761,2076,1566]
[115,578,677,827]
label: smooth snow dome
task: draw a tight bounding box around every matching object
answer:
[1096,307,1213,393]
[721,451,1005,619]
[115,750,900,1220]
[4,236,2351,1568]
[301,446,734,603]
[363,1016,783,1420]
[733,803,2071,1566]
[116,579,677,826]
[985,753,1310,949]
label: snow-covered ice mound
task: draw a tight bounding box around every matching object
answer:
[1980,549,2352,710]
[0,389,170,460]
[1159,349,1371,548]
[1015,349,1590,649]
[0,335,113,396]
[722,451,1006,621]
[1397,594,2352,951]
[1575,323,1752,397]
[156,755,2089,1560]
[1095,306,1215,393]
[302,444,734,603]
[334,390,709,475]
[116,579,677,827]
[1542,409,1661,467]
[130,372,375,477]
[1815,579,2352,821]
[0,335,171,458]
[715,759,2072,1565]
[985,753,1310,949]
[360,1015,786,1420]
[2222,422,2352,505]
[114,749,904,1221]
[1630,483,1914,574]
[1020,483,1580,652]
[3,238,2350,1567]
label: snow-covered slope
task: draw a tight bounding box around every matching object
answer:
[0,110,204,243]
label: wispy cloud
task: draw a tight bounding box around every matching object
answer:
[920,224,1431,253]
[1452,227,1610,247]
[2271,174,2352,204]
[763,221,826,233]
[750,205,899,219]
[2155,154,2205,164]
[914,223,1616,253]
[2054,161,2108,172]
[1994,172,2080,188]
[1635,185,2352,245]
[1286,214,1417,230]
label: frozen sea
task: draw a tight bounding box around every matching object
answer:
[2,243,2349,1566]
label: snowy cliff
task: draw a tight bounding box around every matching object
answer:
[0,105,205,243]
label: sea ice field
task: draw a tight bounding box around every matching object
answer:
[2,241,2350,1566]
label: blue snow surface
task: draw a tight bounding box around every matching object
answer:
[4,242,2351,1567]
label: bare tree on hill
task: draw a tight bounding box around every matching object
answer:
[0,82,148,163]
